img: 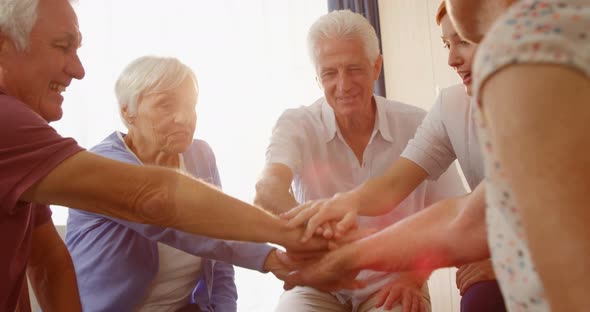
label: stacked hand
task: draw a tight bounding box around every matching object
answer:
[373,272,429,312]
[281,191,362,242]
[281,242,365,292]
[456,259,497,295]
[259,191,384,295]
[261,241,366,292]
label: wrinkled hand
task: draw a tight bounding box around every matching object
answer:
[326,226,379,250]
[282,191,361,242]
[282,244,366,292]
[263,249,313,281]
[279,220,331,253]
[456,259,496,295]
[374,272,429,312]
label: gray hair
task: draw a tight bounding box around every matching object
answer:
[0,0,39,51]
[307,9,380,68]
[115,56,198,128]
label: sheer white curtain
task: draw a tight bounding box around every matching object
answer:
[53,1,326,310]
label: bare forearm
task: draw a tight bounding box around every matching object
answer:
[26,153,308,249]
[141,169,320,251]
[353,192,488,272]
[32,156,286,244]
[356,158,429,216]
[170,173,285,243]
[254,179,299,214]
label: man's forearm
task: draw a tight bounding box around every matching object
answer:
[254,179,299,214]
[167,171,286,242]
[157,168,327,252]
[25,152,317,250]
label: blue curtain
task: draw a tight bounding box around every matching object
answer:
[328,0,386,97]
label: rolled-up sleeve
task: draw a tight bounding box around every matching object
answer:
[401,92,457,180]
[265,109,306,174]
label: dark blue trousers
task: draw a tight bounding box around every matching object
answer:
[461,280,507,312]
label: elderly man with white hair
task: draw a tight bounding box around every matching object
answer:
[284,1,590,311]
[0,0,329,310]
[254,9,466,312]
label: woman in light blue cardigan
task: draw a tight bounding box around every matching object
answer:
[66,56,275,312]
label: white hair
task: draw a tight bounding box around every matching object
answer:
[307,9,380,67]
[115,56,198,128]
[0,0,39,51]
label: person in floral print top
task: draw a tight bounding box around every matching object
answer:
[283,1,590,311]
[463,0,590,310]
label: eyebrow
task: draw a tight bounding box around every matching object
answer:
[57,32,83,47]
[440,32,458,41]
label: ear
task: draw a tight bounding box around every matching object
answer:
[121,105,135,125]
[373,54,383,80]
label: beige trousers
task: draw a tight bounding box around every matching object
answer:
[274,285,431,312]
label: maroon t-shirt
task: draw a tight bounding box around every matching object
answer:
[0,92,84,310]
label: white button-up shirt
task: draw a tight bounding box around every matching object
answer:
[266,96,467,307]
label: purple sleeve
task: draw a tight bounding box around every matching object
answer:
[209,261,238,311]
[0,95,84,214]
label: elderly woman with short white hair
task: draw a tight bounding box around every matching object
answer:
[65,56,280,312]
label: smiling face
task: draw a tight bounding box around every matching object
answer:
[125,76,198,155]
[315,36,382,118]
[0,0,85,122]
[440,14,478,96]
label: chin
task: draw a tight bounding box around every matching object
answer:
[336,102,363,116]
[42,110,64,123]
[170,141,192,154]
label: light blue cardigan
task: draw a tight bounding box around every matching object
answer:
[66,132,273,312]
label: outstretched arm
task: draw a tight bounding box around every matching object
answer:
[283,158,429,241]
[22,151,326,252]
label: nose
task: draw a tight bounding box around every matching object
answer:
[66,52,85,80]
[336,71,353,93]
[174,107,196,126]
[448,46,464,69]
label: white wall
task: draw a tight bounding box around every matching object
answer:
[379,0,460,109]
[378,0,463,311]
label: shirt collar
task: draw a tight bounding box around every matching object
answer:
[374,96,393,142]
[321,99,338,142]
[115,131,185,168]
[320,96,394,143]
